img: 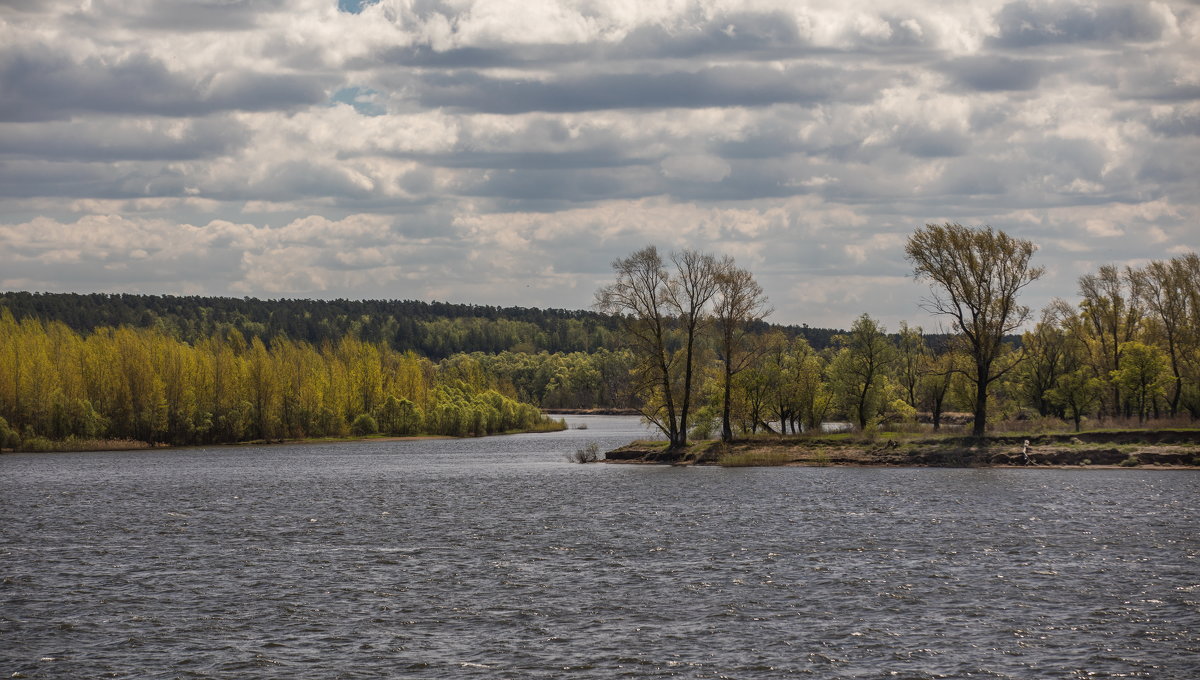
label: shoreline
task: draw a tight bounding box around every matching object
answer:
[0,425,566,455]
[604,429,1200,469]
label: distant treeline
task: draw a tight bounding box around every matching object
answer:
[0,291,845,355]
[0,311,572,450]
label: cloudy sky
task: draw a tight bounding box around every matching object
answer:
[1,0,1197,329]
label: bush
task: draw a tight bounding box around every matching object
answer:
[18,436,56,453]
[569,442,602,463]
[350,413,379,436]
[1118,454,1140,467]
[0,416,20,450]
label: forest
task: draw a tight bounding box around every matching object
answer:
[0,291,841,358]
[1,228,1197,452]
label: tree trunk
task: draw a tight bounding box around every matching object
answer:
[721,363,734,443]
[972,377,987,437]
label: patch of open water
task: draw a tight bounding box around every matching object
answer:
[2,416,1197,678]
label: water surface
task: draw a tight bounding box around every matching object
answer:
[2,416,1197,678]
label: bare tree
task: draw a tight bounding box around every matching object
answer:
[905,223,1044,437]
[665,249,721,448]
[595,246,721,450]
[712,259,771,442]
[595,246,680,445]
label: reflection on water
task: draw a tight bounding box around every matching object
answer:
[2,416,1197,679]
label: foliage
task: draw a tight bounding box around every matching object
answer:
[350,413,379,436]
[0,310,561,446]
[906,223,1044,436]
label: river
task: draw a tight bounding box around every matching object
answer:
[2,415,1197,678]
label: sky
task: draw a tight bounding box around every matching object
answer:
[1,0,1197,330]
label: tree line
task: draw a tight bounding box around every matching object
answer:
[0,291,844,358]
[596,226,1200,448]
[4,225,1195,450]
[0,311,565,450]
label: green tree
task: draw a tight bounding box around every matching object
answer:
[905,223,1044,436]
[1049,368,1104,432]
[828,314,895,430]
[1110,341,1171,423]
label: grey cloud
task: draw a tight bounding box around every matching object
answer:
[616,11,810,59]
[462,166,662,204]
[1144,109,1200,137]
[990,0,1171,48]
[229,161,377,202]
[372,9,938,70]
[0,45,330,121]
[0,118,247,162]
[61,0,293,33]
[402,149,647,171]
[413,64,880,114]
[894,125,971,158]
[373,10,813,69]
[940,56,1047,91]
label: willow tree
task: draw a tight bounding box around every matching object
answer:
[906,223,1043,437]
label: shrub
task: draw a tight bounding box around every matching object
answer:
[350,413,379,436]
[1118,454,1140,467]
[569,442,602,463]
[1080,458,1092,466]
[18,436,56,453]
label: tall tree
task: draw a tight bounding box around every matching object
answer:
[596,246,720,449]
[1018,307,1070,417]
[1132,255,1196,416]
[894,322,925,408]
[828,314,895,430]
[1070,264,1142,418]
[712,259,771,442]
[905,223,1044,437]
[664,249,721,448]
[596,246,683,447]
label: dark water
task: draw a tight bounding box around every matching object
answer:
[2,416,1197,679]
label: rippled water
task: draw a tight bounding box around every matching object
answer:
[2,416,1198,679]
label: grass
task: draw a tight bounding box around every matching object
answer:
[10,437,153,453]
[718,450,794,467]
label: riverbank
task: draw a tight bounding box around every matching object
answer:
[604,429,1200,468]
[542,407,641,416]
[0,423,567,454]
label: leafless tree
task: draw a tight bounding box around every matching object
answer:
[712,259,771,442]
